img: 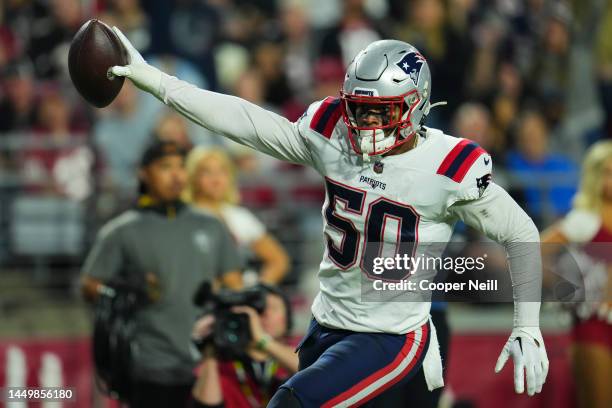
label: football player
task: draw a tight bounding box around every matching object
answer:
[109,32,549,407]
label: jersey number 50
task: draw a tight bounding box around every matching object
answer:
[324,178,419,281]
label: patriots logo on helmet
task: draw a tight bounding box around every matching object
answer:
[396,52,426,86]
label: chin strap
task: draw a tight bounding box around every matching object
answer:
[424,100,447,116]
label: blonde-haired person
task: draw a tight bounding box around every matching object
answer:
[542,140,612,408]
[184,147,290,285]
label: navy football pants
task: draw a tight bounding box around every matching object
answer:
[271,318,430,408]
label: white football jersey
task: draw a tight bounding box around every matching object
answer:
[295,98,492,333]
[157,77,536,334]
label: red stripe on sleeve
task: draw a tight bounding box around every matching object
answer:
[310,97,335,137]
[322,105,343,138]
[451,146,485,182]
[436,139,471,175]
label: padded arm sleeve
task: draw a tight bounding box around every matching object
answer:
[156,73,314,166]
[449,183,542,327]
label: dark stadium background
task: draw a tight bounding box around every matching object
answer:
[1,0,610,407]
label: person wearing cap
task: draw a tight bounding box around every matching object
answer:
[81,140,243,408]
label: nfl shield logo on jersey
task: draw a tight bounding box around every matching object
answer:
[396,52,426,86]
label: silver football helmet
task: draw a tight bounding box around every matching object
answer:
[341,40,438,159]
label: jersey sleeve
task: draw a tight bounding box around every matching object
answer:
[157,73,315,166]
[558,209,601,243]
[454,148,493,202]
[449,182,538,244]
[81,217,127,281]
[449,183,542,326]
[436,138,493,205]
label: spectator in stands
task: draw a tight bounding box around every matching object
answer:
[281,0,314,107]
[191,284,298,408]
[0,61,36,133]
[466,14,507,101]
[81,140,242,408]
[97,0,151,53]
[489,63,523,151]
[184,147,289,286]
[394,0,473,124]
[27,0,82,80]
[233,69,266,106]
[252,41,294,111]
[142,0,220,86]
[525,3,572,126]
[452,101,514,190]
[154,111,193,150]
[0,19,17,73]
[208,0,274,48]
[93,82,162,196]
[213,42,250,94]
[20,91,93,200]
[506,110,578,226]
[229,72,287,171]
[312,56,345,103]
[319,0,383,67]
[596,0,612,138]
[146,55,214,145]
[452,102,498,157]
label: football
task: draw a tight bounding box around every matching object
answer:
[68,19,127,108]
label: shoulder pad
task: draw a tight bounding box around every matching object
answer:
[436,138,488,183]
[308,97,343,139]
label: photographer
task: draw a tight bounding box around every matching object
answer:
[81,140,243,408]
[192,284,298,408]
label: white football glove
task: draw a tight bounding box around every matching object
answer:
[108,26,162,96]
[495,326,549,396]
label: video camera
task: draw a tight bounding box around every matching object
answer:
[93,282,148,402]
[194,282,267,358]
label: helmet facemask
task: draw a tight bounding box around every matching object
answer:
[341,90,422,161]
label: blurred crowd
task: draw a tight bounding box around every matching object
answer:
[1,0,612,241]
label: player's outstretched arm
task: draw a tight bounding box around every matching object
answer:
[449,183,549,397]
[108,27,313,166]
